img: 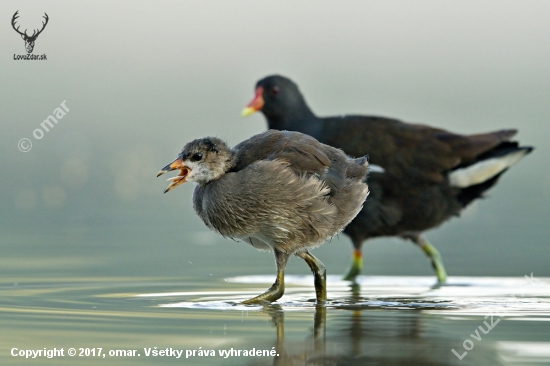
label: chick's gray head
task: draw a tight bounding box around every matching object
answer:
[157,137,235,192]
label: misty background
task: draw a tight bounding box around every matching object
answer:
[1,0,548,282]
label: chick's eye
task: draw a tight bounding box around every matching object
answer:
[270,86,280,96]
[191,152,203,161]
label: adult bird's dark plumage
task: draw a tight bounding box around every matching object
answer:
[157,130,369,304]
[243,75,533,282]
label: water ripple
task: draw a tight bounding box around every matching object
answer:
[137,275,550,316]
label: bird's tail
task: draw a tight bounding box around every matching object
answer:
[354,155,369,167]
[449,142,533,207]
[449,143,533,188]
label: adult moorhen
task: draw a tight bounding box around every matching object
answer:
[157,130,369,304]
[243,75,533,283]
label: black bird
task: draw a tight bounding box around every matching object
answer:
[243,75,533,282]
[157,130,369,304]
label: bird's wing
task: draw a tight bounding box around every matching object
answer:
[323,117,516,183]
[232,130,351,193]
[409,126,518,181]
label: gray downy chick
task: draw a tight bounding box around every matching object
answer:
[157,130,369,304]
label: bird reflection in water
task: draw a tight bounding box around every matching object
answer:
[245,284,500,366]
[255,304,327,366]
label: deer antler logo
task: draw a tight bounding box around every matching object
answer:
[12,11,49,54]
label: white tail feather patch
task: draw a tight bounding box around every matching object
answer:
[369,164,385,173]
[449,150,528,188]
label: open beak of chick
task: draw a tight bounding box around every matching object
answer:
[157,153,190,193]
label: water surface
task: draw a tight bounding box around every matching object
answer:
[2,275,550,365]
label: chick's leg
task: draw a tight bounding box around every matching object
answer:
[242,250,289,304]
[296,251,327,304]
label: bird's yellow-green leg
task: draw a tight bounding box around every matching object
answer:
[241,251,289,304]
[296,251,327,304]
[241,271,285,304]
[342,249,363,281]
[416,236,447,283]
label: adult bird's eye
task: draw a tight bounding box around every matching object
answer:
[270,86,280,95]
[191,152,203,161]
